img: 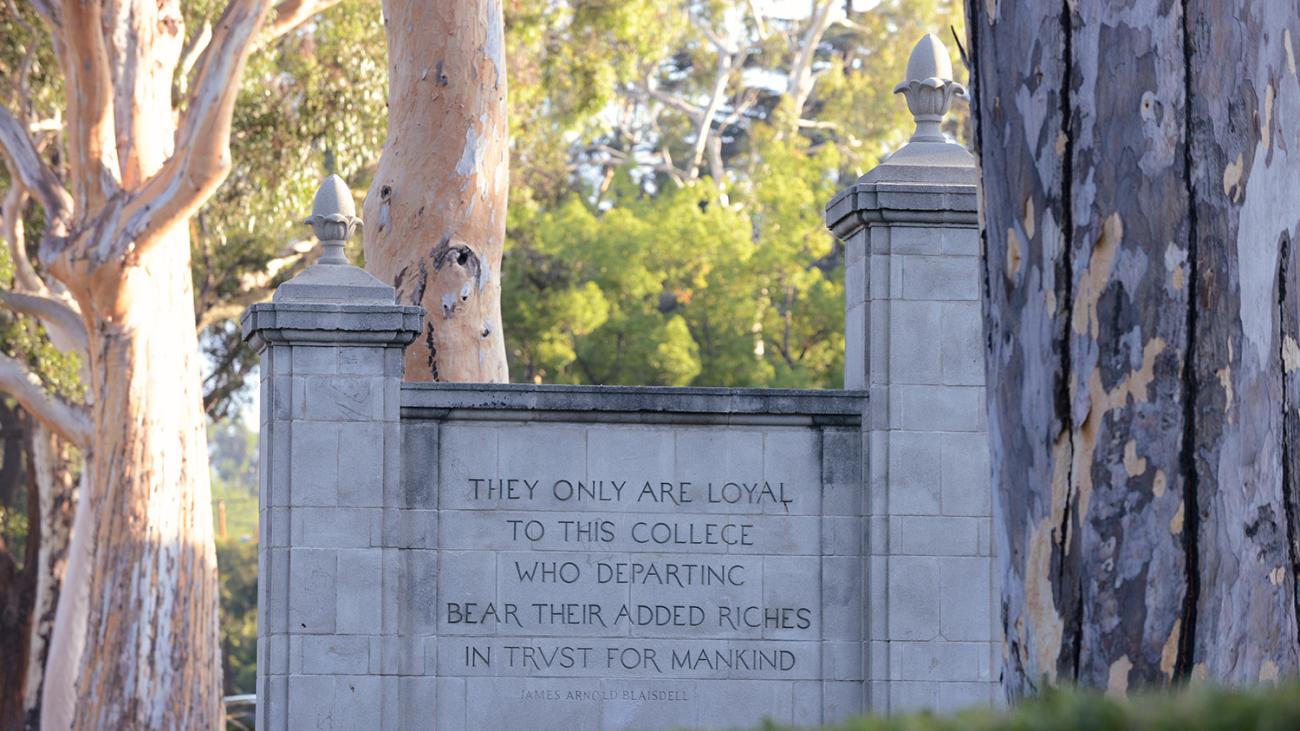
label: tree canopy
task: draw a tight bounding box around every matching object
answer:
[188,0,967,402]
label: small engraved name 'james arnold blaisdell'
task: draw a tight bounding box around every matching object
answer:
[519,688,691,702]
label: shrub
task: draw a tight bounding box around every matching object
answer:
[761,683,1300,731]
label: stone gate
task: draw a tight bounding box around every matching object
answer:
[243,33,997,731]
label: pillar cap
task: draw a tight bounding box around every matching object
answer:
[275,175,396,305]
[858,33,974,187]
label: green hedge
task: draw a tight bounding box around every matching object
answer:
[759,684,1300,731]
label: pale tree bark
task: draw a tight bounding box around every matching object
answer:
[969,0,1300,697]
[364,0,510,382]
[0,0,341,727]
[22,425,78,729]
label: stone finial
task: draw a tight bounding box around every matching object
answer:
[893,33,966,143]
[271,174,393,304]
[304,174,362,265]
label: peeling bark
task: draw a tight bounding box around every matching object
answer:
[970,0,1300,696]
[363,0,509,382]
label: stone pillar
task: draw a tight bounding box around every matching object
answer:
[826,34,997,713]
[242,176,421,730]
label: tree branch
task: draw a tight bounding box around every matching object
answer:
[1,291,88,354]
[1,182,44,293]
[121,0,275,249]
[0,354,89,448]
[51,0,119,213]
[0,108,72,226]
[25,0,58,28]
[785,0,837,125]
[263,0,344,42]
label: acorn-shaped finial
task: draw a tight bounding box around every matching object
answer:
[893,33,966,143]
[303,174,362,265]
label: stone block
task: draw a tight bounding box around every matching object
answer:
[867,515,887,554]
[435,677,467,730]
[291,507,375,548]
[891,640,988,682]
[288,549,336,634]
[301,635,370,675]
[674,428,766,509]
[896,385,984,432]
[889,254,905,299]
[267,426,291,507]
[258,674,288,730]
[291,345,337,375]
[901,255,980,301]
[941,432,991,516]
[263,547,289,635]
[290,421,338,506]
[822,641,864,680]
[889,301,944,384]
[867,680,890,714]
[792,680,823,722]
[331,675,383,730]
[763,429,821,515]
[336,422,385,507]
[871,224,891,255]
[335,549,383,634]
[286,675,333,731]
[868,640,889,680]
[937,681,998,713]
[844,302,867,390]
[499,423,586,491]
[867,556,888,641]
[869,251,893,301]
[401,422,439,510]
[300,376,383,421]
[889,681,942,714]
[380,509,437,549]
[870,300,891,382]
[940,556,992,642]
[270,376,293,421]
[338,346,387,375]
[824,516,862,556]
[890,225,944,255]
[846,255,867,308]
[847,230,868,264]
[940,301,984,386]
[889,556,940,641]
[822,428,863,516]
[588,426,674,489]
[822,556,862,640]
[942,226,981,256]
[264,506,291,548]
[367,636,398,675]
[437,424,498,509]
[822,680,865,723]
[398,677,438,731]
[891,516,980,556]
[887,431,941,515]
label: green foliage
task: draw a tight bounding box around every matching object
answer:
[500,0,964,388]
[216,538,259,696]
[210,417,259,699]
[210,418,259,542]
[760,684,1300,731]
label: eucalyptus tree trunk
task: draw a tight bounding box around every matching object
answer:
[969,0,1300,696]
[364,0,510,382]
[0,0,342,727]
